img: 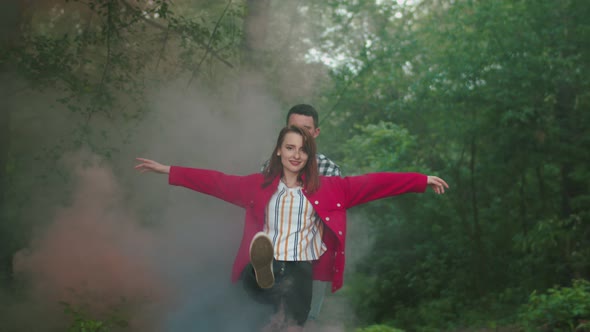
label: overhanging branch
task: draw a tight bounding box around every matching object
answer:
[187,0,233,86]
[120,0,234,69]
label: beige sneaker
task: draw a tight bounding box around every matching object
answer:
[249,232,275,289]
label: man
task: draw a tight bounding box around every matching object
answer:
[262,104,341,321]
[263,104,341,178]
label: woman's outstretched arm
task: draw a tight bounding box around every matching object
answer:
[134,157,258,209]
[336,172,449,208]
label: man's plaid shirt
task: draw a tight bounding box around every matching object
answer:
[261,153,341,177]
[315,153,341,176]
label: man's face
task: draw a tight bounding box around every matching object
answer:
[287,114,320,138]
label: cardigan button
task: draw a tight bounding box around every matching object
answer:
[337,203,341,207]
[314,200,319,205]
[325,217,330,221]
[338,231,343,236]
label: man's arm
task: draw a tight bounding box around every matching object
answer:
[317,153,341,177]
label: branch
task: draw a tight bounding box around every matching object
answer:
[187,0,233,87]
[88,0,114,122]
[155,24,170,71]
[120,0,234,69]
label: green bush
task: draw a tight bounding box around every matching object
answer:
[61,301,129,332]
[355,324,405,332]
[519,279,590,331]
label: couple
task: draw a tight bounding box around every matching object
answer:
[135,113,448,328]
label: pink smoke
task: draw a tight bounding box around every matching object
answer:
[10,156,353,331]
[13,160,169,329]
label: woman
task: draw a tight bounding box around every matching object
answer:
[135,126,448,327]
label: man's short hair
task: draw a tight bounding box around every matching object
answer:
[286,104,319,128]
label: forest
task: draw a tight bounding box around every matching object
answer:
[0,0,589,331]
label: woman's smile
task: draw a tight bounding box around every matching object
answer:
[278,132,309,177]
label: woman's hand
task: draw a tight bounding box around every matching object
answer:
[135,158,171,174]
[427,176,449,194]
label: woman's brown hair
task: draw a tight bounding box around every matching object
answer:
[262,126,320,194]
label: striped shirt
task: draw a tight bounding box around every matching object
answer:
[264,180,327,261]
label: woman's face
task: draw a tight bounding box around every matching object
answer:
[277,132,309,176]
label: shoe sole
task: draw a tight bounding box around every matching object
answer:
[250,235,275,289]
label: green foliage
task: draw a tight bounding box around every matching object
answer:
[317,0,590,330]
[61,301,129,332]
[355,324,405,332]
[519,279,590,332]
[5,0,244,156]
[340,121,420,174]
[515,214,590,285]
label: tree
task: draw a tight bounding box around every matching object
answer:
[0,0,31,285]
[312,0,590,329]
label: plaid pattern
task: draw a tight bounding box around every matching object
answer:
[261,153,341,177]
[316,153,341,177]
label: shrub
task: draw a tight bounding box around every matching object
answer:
[355,324,405,332]
[61,301,129,332]
[519,279,590,331]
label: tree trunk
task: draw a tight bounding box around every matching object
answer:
[242,0,271,69]
[555,84,577,219]
[519,171,528,235]
[468,135,486,295]
[0,0,28,285]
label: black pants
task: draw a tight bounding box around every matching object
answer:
[241,260,313,326]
